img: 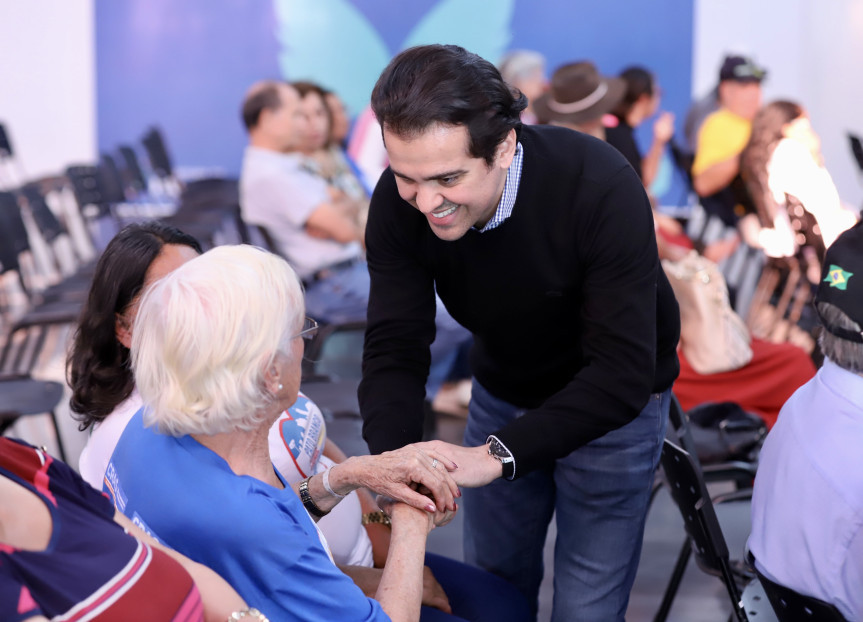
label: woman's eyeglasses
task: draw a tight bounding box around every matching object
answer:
[294,317,319,341]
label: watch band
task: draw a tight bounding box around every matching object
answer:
[299,476,329,518]
[487,435,516,480]
[361,510,392,528]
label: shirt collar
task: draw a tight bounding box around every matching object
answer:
[477,141,524,233]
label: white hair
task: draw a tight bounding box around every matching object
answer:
[131,245,305,436]
[817,301,863,373]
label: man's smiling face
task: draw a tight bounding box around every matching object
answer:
[384,124,516,241]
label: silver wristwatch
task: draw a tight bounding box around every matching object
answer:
[487,435,515,480]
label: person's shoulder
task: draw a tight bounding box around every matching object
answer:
[522,125,633,186]
[523,125,628,164]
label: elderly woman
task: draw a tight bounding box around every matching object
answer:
[103,245,525,621]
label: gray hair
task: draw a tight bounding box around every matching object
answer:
[498,49,546,85]
[817,302,863,373]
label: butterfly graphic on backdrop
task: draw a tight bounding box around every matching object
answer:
[273,0,515,117]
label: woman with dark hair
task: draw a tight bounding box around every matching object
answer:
[68,222,201,487]
[292,80,369,232]
[740,100,857,262]
[606,66,675,189]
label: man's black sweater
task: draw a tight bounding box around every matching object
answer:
[359,125,680,477]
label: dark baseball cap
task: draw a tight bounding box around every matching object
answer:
[815,220,863,343]
[719,55,767,83]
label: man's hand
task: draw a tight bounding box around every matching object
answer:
[414,441,505,488]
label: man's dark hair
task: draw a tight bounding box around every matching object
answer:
[371,44,527,165]
[241,81,284,131]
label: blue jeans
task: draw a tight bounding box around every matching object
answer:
[462,381,670,621]
[304,262,471,397]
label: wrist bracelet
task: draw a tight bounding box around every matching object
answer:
[228,607,269,621]
[299,476,329,518]
[322,467,345,498]
[361,510,392,528]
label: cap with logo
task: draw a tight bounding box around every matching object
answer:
[815,220,863,343]
[719,55,767,83]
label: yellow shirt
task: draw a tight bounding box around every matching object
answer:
[691,109,752,176]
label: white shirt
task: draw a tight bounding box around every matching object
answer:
[749,359,863,620]
[78,390,143,489]
[240,146,361,279]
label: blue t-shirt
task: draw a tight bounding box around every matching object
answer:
[105,409,388,621]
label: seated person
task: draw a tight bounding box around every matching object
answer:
[293,81,370,230]
[105,245,530,621]
[497,49,547,125]
[749,221,863,620]
[66,223,458,609]
[691,55,766,228]
[533,60,624,140]
[0,437,252,622]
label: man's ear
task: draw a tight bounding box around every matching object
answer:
[115,314,132,350]
[497,128,518,169]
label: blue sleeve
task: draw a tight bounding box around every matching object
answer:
[202,496,391,621]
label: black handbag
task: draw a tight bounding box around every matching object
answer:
[685,402,767,464]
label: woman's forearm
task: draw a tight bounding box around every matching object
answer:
[374,504,430,622]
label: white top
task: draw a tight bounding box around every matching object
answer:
[749,359,863,620]
[240,146,361,280]
[767,139,858,251]
[268,392,373,567]
[78,389,143,489]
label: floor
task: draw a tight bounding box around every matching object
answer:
[8,327,755,622]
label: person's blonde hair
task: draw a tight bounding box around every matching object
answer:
[131,245,305,436]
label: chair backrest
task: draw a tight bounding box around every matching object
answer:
[754,566,847,622]
[0,191,31,263]
[141,126,173,179]
[65,165,112,218]
[661,439,748,621]
[21,184,64,245]
[0,123,13,158]
[117,145,148,194]
[848,133,863,173]
[99,154,128,204]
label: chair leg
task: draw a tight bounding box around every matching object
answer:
[48,409,67,463]
[653,538,692,622]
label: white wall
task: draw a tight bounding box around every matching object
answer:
[0,0,96,182]
[694,0,863,210]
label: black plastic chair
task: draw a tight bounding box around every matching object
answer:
[748,554,847,622]
[117,145,150,197]
[848,133,863,174]
[0,376,66,462]
[656,439,773,622]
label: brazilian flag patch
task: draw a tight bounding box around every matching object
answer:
[824,264,853,290]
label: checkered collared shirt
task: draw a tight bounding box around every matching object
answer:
[476,142,524,233]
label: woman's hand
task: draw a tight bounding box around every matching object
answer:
[343,445,460,513]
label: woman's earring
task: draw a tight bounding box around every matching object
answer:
[278,384,284,390]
